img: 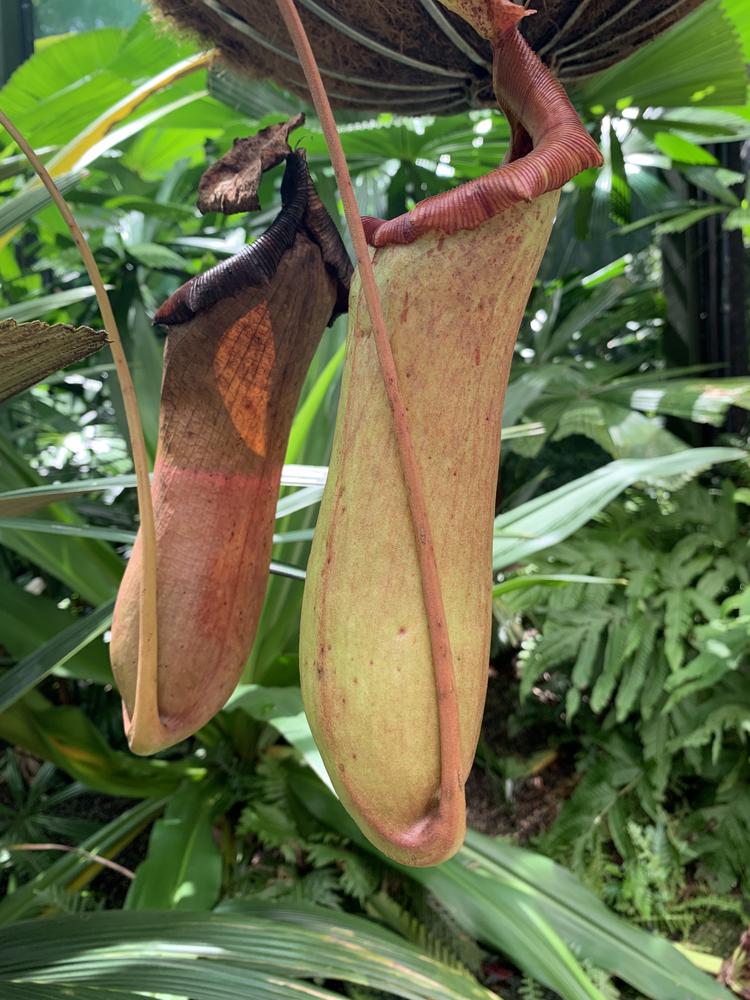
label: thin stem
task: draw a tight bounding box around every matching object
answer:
[8,843,136,880]
[274,0,464,854]
[0,110,160,750]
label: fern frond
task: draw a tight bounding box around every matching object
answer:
[366,892,475,975]
[518,972,547,1000]
[615,616,658,722]
[581,960,621,1000]
[236,803,301,863]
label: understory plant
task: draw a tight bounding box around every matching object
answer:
[497,479,750,912]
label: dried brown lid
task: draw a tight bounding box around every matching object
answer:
[154,115,352,326]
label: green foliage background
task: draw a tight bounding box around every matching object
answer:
[0,3,749,998]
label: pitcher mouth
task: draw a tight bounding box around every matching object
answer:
[362,8,602,248]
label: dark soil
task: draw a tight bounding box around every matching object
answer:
[466,652,577,844]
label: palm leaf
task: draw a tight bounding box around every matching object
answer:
[0,51,210,251]
[579,0,747,109]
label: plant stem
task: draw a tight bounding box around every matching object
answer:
[8,843,135,880]
[274,0,463,848]
[0,110,160,749]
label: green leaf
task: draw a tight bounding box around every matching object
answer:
[421,831,731,1000]
[295,775,730,1000]
[0,16,200,152]
[615,205,700,236]
[0,433,123,605]
[208,66,305,121]
[651,133,719,165]
[249,325,347,684]
[664,590,691,672]
[724,205,750,231]
[0,693,201,800]
[0,600,114,714]
[1,983,80,999]
[285,341,345,464]
[684,166,742,206]
[0,287,104,323]
[493,448,746,570]
[603,375,750,426]
[590,620,630,713]
[125,780,223,911]
[654,205,727,235]
[0,466,326,516]
[126,241,189,270]
[578,0,748,109]
[0,581,110,683]
[0,171,84,237]
[0,906,498,1000]
[539,278,630,361]
[0,29,127,142]
[493,574,625,598]
[227,684,332,790]
[116,296,164,459]
[0,518,135,543]
[615,618,658,722]
[571,622,606,692]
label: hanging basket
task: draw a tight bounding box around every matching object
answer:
[152,0,707,115]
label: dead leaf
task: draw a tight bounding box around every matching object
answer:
[197,112,305,214]
[0,319,107,402]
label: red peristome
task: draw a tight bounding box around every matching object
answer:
[366,22,602,248]
[361,216,387,244]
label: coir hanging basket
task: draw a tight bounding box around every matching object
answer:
[152,0,708,115]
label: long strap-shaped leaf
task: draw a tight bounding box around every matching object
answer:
[0,53,210,253]
[0,907,496,1000]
